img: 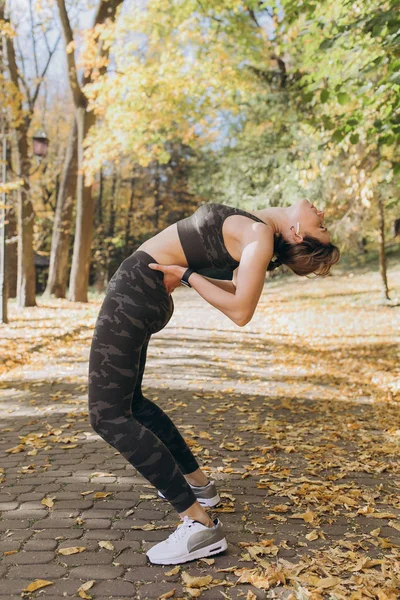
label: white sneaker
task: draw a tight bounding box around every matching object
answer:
[146,515,227,565]
[157,480,220,508]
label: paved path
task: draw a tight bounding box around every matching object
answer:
[0,272,399,600]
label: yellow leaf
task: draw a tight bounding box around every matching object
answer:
[186,590,201,598]
[181,571,213,588]
[77,580,95,600]
[66,40,76,54]
[315,577,341,589]
[219,442,241,451]
[130,523,171,530]
[198,557,215,565]
[78,580,95,591]
[22,580,53,592]
[41,497,54,508]
[366,512,397,519]
[57,546,86,555]
[93,492,113,499]
[290,510,315,523]
[388,520,400,531]
[158,589,177,599]
[305,530,319,541]
[165,565,180,576]
[98,541,114,551]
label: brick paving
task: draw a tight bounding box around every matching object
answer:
[0,283,399,599]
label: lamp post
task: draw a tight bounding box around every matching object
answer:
[32,131,49,160]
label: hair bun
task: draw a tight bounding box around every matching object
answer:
[268,256,282,271]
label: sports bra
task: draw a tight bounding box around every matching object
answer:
[176,202,268,277]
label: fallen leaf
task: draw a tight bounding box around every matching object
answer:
[22,580,53,592]
[57,546,86,555]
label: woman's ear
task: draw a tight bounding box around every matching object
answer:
[290,225,303,244]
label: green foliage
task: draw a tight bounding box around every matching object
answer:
[280,0,399,159]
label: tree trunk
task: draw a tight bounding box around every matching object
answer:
[67,107,95,302]
[153,165,161,230]
[44,117,78,298]
[15,129,36,307]
[93,168,107,292]
[377,194,390,301]
[56,0,124,302]
[97,166,104,224]
[109,168,117,238]
[6,198,17,298]
[125,174,135,249]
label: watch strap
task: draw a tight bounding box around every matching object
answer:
[181,268,194,287]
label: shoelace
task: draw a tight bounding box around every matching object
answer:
[166,516,196,544]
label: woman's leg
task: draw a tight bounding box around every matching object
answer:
[131,338,207,483]
[88,251,199,514]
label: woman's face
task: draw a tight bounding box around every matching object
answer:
[293,198,331,244]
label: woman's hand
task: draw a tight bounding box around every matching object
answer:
[148,263,185,295]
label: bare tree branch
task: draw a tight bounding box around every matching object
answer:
[14,61,32,108]
[55,0,86,108]
[15,34,27,81]
[31,34,61,108]
[29,0,40,79]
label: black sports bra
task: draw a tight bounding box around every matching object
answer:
[176,202,268,277]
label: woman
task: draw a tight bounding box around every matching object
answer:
[88,198,340,565]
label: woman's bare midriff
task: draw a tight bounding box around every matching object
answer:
[136,223,190,267]
[136,213,269,267]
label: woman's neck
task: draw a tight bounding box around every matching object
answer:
[255,206,290,237]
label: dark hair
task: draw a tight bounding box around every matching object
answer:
[267,233,341,277]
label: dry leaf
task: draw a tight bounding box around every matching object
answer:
[290,510,315,523]
[181,572,213,588]
[93,492,113,499]
[158,589,176,599]
[57,546,86,555]
[41,497,54,508]
[22,579,53,592]
[131,523,171,530]
[165,565,180,576]
[77,580,95,600]
[98,541,114,551]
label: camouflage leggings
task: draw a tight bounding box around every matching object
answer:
[88,250,199,513]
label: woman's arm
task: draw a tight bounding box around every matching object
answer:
[201,276,236,294]
[149,227,272,326]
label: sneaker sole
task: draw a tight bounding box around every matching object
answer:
[147,536,228,565]
[158,491,221,508]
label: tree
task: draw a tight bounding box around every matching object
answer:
[279,0,399,299]
[44,116,77,298]
[55,0,124,302]
[1,1,59,307]
[81,0,269,176]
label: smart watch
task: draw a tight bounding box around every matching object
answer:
[180,268,194,287]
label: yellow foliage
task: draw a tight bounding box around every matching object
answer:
[81,1,269,178]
